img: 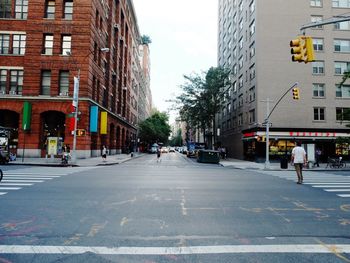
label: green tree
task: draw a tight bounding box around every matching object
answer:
[139,112,171,145]
[174,66,231,147]
[141,35,152,45]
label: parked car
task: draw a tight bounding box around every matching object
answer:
[161,147,169,153]
[169,147,175,152]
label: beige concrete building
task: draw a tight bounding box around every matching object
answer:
[218,0,350,161]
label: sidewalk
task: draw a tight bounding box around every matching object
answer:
[8,153,143,167]
[219,158,350,171]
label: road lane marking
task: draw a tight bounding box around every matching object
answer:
[5,177,54,180]
[5,173,66,176]
[0,183,33,186]
[313,185,350,188]
[324,189,350,192]
[338,194,350,198]
[0,192,7,195]
[0,187,21,190]
[1,244,350,255]
[2,180,44,183]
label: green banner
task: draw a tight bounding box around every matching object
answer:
[22,102,32,131]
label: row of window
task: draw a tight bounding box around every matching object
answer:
[220,107,350,132]
[313,38,350,52]
[311,0,350,8]
[0,69,69,96]
[313,83,350,98]
[312,61,350,75]
[0,33,26,55]
[0,0,73,20]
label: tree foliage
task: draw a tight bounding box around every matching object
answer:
[141,35,152,45]
[138,112,171,145]
[173,66,231,145]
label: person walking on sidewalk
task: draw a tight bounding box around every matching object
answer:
[291,141,307,184]
[102,145,107,162]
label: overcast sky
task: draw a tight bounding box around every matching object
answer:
[133,0,218,122]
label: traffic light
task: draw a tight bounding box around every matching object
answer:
[290,36,315,63]
[304,36,315,63]
[292,88,300,100]
[290,37,304,62]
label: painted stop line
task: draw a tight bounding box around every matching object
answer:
[1,244,350,255]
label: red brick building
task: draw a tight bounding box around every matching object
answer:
[0,0,151,158]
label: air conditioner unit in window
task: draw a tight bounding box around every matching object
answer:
[0,90,5,95]
[10,91,17,95]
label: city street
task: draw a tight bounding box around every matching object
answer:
[0,153,349,262]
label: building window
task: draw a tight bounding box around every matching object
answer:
[0,70,7,94]
[233,81,237,93]
[311,16,323,29]
[314,107,325,121]
[63,0,73,20]
[249,0,255,14]
[238,56,243,69]
[45,0,55,19]
[10,70,23,95]
[12,34,26,55]
[238,113,243,126]
[336,84,350,98]
[334,39,350,52]
[239,18,243,31]
[239,75,243,88]
[334,21,350,30]
[43,34,53,55]
[313,83,325,97]
[238,94,243,107]
[15,0,28,19]
[239,37,243,50]
[249,42,255,58]
[61,35,71,55]
[249,64,255,80]
[0,34,10,54]
[249,20,255,36]
[59,71,69,95]
[336,108,350,121]
[334,61,350,75]
[311,0,322,6]
[0,0,12,18]
[332,0,350,7]
[41,70,51,95]
[312,61,325,74]
[313,38,324,51]
[249,109,255,123]
[249,86,255,102]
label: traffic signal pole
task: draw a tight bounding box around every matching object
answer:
[262,82,299,169]
[300,16,350,34]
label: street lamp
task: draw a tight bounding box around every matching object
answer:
[67,48,110,164]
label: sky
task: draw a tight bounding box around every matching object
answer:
[132,0,218,123]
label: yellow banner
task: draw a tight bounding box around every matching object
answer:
[100,112,107,134]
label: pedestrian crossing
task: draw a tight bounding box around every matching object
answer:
[258,170,350,198]
[0,167,96,197]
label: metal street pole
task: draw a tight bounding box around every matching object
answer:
[71,70,80,164]
[265,98,271,169]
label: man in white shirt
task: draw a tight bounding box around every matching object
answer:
[291,141,307,184]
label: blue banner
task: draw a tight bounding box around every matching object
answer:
[90,106,98,132]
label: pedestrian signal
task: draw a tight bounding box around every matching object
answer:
[76,129,86,136]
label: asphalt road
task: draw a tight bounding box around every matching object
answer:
[0,152,349,262]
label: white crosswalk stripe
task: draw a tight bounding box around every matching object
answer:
[0,166,98,197]
[258,170,350,198]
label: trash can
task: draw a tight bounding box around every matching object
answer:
[197,150,220,164]
[280,156,288,169]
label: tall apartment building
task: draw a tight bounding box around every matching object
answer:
[218,0,350,161]
[0,0,152,158]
